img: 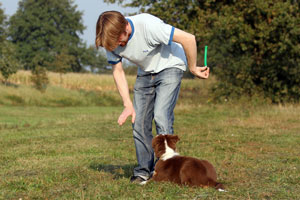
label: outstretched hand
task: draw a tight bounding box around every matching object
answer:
[118,105,136,126]
[190,66,210,79]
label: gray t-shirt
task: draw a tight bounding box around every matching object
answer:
[106,13,187,73]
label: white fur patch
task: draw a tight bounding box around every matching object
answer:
[140,180,148,185]
[160,139,179,161]
[218,189,227,192]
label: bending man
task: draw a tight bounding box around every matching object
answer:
[95,11,209,184]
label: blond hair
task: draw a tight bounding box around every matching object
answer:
[95,11,127,51]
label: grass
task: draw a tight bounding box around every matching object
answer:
[5,70,128,92]
[0,84,122,107]
[0,71,299,199]
[0,105,299,199]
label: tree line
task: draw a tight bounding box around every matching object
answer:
[0,0,108,88]
[106,0,300,103]
[1,0,299,102]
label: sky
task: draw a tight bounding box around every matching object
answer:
[0,0,139,46]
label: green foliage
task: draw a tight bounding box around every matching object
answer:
[81,46,107,73]
[8,0,85,72]
[0,3,6,44]
[210,0,300,103]
[0,41,21,83]
[45,47,76,83]
[105,0,300,103]
[48,47,76,73]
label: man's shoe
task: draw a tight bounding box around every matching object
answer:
[130,176,148,185]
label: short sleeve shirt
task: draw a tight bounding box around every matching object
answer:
[106,13,187,73]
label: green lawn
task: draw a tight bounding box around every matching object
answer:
[0,104,299,199]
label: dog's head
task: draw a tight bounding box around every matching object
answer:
[152,134,180,158]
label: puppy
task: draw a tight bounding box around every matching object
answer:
[152,134,225,191]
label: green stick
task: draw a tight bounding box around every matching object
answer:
[204,45,208,66]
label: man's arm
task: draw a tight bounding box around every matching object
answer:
[172,28,209,79]
[112,62,136,125]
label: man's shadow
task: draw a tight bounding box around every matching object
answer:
[90,162,136,179]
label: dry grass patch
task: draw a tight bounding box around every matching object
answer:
[4,70,136,92]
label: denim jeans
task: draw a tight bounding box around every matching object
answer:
[132,67,183,179]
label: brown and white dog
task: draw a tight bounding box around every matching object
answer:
[151,134,225,191]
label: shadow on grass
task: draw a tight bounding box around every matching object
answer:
[89,163,135,179]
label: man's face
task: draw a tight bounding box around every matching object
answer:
[119,31,129,47]
[118,30,130,47]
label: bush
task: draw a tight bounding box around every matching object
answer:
[210,1,300,103]
[0,41,21,83]
[31,66,49,93]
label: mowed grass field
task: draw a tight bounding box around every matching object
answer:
[0,71,299,199]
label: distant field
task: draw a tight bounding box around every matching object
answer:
[0,70,215,107]
[0,71,299,199]
[5,70,214,92]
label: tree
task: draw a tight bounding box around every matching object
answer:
[105,0,300,103]
[31,66,49,93]
[0,41,22,83]
[210,1,300,103]
[8,0,85,72]
[81,46,107,73]
[0,6,20,83]
[0,3,6,45]
[31,54,49,93]
[45,47,76,83]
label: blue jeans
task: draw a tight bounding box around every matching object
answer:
[132,67,183,179]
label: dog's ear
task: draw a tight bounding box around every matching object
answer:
[168,135,180,144]
[152,138,156,148]
[172,135,180,143]
[152,135,162,148]
[165,135,180,150]
[152,136,157,148]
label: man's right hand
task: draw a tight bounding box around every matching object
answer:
[118,104,136,126]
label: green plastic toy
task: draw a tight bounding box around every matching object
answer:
[204,46,208,66]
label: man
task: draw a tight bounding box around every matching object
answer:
[95,11,209,184]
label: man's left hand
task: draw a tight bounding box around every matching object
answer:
[190,66,210,79]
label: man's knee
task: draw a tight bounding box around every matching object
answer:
[154,112,170,134]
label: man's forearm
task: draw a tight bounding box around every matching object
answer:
[172,28,209,79]
[112,63,132,107]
